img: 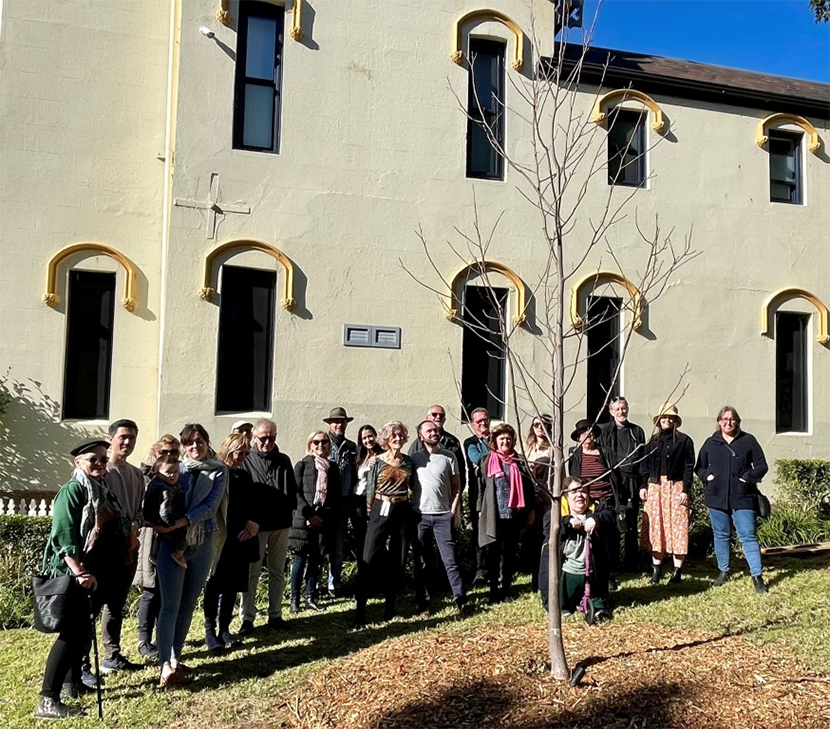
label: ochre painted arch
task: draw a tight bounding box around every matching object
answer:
[201,239,296,311]
[570,271,643,331]
[44,242,138,312]
[755,113,821,154]
[451,9,524,71]
[591,89,666,133]
[761,287,829,344]
[447,261,528,326]
[216,0,304,41]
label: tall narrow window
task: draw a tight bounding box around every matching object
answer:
[216,265,276,413]
[233,2,284,152]
[466,39,505,180]
[607,109,646,187]
[461,286,507,420]
[769,130,802,204]
[62,270,116,420]
[586,296,622,423]
[775,312,808,433]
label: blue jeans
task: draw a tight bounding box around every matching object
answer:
[413,512,466,606]
[290,553,320,601]
[708,507,763,577]
[156,538,214,665]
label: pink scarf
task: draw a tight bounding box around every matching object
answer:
[486,451,526,509]
[313,455,330,506]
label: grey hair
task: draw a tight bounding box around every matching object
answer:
[378,420,409,450]
[253,418,277,435]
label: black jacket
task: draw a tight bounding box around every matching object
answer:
[599,420,646,499]
[695,430,768,511]
[242,446,297,531]
[410,429,466,491]
[639,430,695,493]
[328,434,358,497]
[289,456,341,554]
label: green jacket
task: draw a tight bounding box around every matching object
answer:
[42,476,88,577]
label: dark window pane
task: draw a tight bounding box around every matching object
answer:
[586,296,622,423]
[775,312,808,433]
[216,265,276,413]
[245,16,277,80]
[769,131,801,204]
[466,39,505,180]
[243,83,275,148]
[461,286,507,420]
[63,271,115,420]
[608,109,645,186]
[233,3,283,152]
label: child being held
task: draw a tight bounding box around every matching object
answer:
[560,476,615,620]
[144,455,188,569]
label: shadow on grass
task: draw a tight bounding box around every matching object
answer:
[365,676,726,729]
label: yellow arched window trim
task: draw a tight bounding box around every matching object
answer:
[570,271,643,331]
[591,89,666,134]
[451,9,524,71]
[761,287,829,344]
[201,239,296,312]
[216,0,304,41]
[44,242,138,312]
[446,261,528,326]
[755,113,821,154]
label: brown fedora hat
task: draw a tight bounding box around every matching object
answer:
[323,406,354,423]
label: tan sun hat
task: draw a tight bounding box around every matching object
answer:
[653,402,682,426]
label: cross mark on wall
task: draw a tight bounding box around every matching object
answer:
[174,172,251,239]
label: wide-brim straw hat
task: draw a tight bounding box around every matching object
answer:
[653,402,682,426]
[323,406,354,423]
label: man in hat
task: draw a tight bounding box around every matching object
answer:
[239,418,297,633]
[231,420,253,441]
[599,398,646,572]
[324,406,358,596]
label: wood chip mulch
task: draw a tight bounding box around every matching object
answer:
[276,621,830,729]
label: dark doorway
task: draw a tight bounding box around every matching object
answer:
[62,270,116,420]
[586,295,621,423]
[775,311,808,433]
[215,265,276,413]
[461,286,507,421]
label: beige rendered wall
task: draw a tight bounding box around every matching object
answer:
[0,0,170,490]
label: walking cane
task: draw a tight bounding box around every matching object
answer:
[88,595,104,720]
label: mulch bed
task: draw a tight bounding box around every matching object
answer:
[276,621,830,729]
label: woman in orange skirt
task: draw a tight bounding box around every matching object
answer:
[639,404,695,585]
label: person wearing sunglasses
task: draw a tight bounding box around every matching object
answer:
[289,432,342,612]
[463,407,492,585]
[239,419,297,634]
[409,405,466,499]
[35,438,125,719]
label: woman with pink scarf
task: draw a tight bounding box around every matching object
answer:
[478,423,535,603]
[289,431,342,613]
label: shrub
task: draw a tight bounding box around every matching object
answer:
[758,506,830,549]
[775,459,830,516]
[0,515,51,629]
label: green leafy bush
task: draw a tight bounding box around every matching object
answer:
[758,507,830,549]
[775,459,830,516]
[0,515,51,629]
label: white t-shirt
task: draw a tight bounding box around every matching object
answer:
[411,447,458,514]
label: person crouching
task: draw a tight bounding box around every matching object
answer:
[560,477,615,621]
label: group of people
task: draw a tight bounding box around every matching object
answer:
[33,398,770,719]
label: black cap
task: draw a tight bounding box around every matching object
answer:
[70,439,110,457]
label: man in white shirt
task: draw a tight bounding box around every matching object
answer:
[411,421,469,615]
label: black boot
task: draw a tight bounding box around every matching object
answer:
[649,566,662,585]
[351,601,367,629]
[752,575,768,594]
[290,596,301,614]
[205,619,223,652]
[668,568,682,584]
[711,571,730,588]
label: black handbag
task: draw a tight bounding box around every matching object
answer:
[32,574,77,633]
[756,492,772,519]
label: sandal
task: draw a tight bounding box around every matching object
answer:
[159,664,184,688]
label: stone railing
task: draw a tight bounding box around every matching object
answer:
[1,497,54,517]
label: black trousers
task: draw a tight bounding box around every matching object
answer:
[41,586,93,699]
[203,576,236,633]
[357,500,412,610]
[487,516,522,599]
[137,585,160,646]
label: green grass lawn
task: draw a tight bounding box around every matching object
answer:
[1,555,826,728]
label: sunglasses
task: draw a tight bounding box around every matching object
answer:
[80,455,107,465]
[312,439,328,446]
[256,435,276,443]
[428,412,446,419]
[158,449,179,456]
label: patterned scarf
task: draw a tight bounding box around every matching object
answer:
[486,451,526,509]
[75,467,120,552]
[181,456,225,546]
[313,455,330,506]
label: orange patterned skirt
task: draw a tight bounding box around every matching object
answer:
[640,477,689,556]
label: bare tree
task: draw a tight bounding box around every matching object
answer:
[406,2,698,680]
